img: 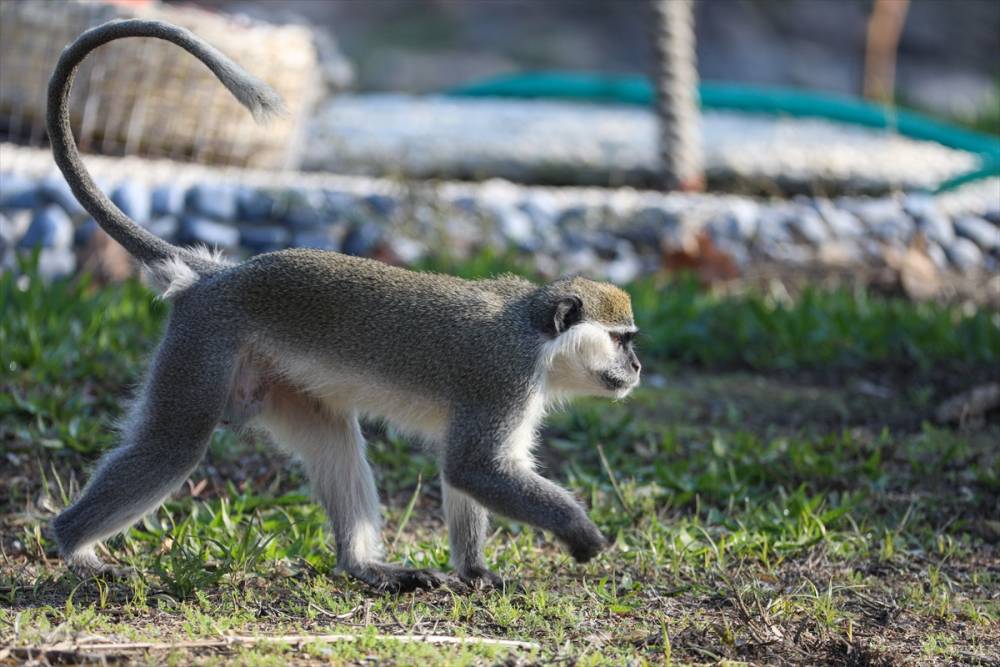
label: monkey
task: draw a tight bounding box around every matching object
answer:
[47,19,642,593]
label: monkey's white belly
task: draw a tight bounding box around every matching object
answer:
[251,349,450,444]
[321,376,450,443]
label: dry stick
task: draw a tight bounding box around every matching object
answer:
[306,601,362,621]
[15,633,541,657]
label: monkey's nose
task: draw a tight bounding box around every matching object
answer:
[632,360,641,373]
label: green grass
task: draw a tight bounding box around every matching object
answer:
[1,255,998,665]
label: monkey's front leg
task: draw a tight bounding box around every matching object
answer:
[443,413,608,563]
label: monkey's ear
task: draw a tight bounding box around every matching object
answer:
[551,296,583,335]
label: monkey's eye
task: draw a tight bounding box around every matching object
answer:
[610,331,637,347]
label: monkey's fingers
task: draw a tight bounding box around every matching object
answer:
[452,566,522,594]
[354,564,443,594]
[380,568,442,594]
[68,561,135,581]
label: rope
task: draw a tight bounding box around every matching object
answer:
[649,0,704,191]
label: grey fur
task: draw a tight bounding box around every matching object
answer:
[443,482,504,589]
[52,303,239,571]
[46,19,282,270]
[49,20,641,591]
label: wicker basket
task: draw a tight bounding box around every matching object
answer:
[0,0,320,169]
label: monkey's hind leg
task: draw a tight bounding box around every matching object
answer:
[261,389,440,593]
[52,320,236,575]
[442,482,515,591]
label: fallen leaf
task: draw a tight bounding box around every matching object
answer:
[662,231,740,285]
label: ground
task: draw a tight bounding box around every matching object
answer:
[1,258,998,665]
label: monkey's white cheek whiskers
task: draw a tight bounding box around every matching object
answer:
[539,323,619,398]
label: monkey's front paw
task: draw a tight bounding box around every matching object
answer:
[456,566,521,593]
[352,564,443,594]
[566,524,609,563]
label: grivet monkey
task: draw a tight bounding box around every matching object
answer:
[48,19,642,592]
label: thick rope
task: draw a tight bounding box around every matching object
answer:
[650,0,704,191]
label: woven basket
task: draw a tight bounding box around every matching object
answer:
[0,0,320,169]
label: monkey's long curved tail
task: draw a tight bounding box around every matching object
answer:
[47,18,284,275]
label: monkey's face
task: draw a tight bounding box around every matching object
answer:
[540,290,641,399]
[600,328,642,397]
[542,321,641,399]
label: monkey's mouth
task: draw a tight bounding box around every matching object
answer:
[600,371,638,393]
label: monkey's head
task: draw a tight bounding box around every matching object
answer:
[535,277,641,399]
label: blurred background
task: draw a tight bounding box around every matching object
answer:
[203,0,1000,121]
[0,0,997,294]
[2,3,999,664]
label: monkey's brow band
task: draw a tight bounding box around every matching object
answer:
[607,326,639,334]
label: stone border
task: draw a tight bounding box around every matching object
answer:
[1,143,997,282]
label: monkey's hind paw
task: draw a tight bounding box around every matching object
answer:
[455,566,522,594]
[66,554,133,581]
[353,564,443,594]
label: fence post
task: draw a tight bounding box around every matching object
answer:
[650,0,704,191]
[863,0,910,103]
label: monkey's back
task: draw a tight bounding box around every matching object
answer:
[209,249,542,403]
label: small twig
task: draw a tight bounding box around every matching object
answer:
[13,633,541,658]
[307,601,361,621]
[753,592,783,641]
[686,644,724,662]
[731,589,767,644]
[387,606,410,634]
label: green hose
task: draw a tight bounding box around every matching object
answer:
[448,72,1000,192]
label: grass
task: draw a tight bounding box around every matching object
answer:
[1,254,999,665]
